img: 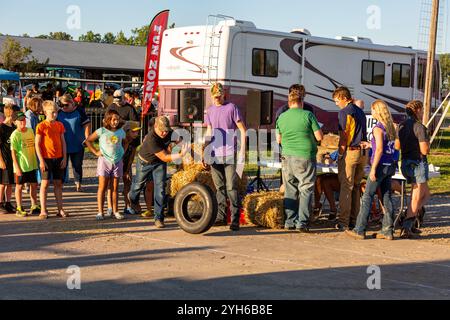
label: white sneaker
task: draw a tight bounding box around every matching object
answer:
[105,208,113,218]
[114,212,125,220]
[96,214,105,221]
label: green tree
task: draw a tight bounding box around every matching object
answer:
[36,34,50,39]
[0,36,32,71]
[48,32,73,41]
[130,25,149,46]
[114,31,131,45]
[101,32,116,44]
[79,30,102,43]
[130,22,175,46]
[0,36,47,73]
[440,53,450,92]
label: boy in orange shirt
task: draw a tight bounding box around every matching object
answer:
[35,101,67,219]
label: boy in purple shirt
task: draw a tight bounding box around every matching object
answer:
[204,83,247,231]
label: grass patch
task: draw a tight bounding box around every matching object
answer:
[429,129,450,195]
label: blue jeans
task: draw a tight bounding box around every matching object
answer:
[129,159,167,221]
[354,163,396,236]
[282,156,316,229]
[210,156,241,225]
[66,149,85,184]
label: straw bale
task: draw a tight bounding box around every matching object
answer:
[170,166,248,199]
[243,192,284,229]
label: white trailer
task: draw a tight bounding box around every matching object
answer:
[158,15,441,132]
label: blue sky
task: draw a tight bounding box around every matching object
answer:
[1,0,448,52]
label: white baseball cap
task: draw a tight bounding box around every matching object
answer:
[113,89,124,98]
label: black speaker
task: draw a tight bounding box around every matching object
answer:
[246,90,274,127]
[260,90,273,125]
[178,89,205,123]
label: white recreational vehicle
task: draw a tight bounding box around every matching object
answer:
[158,16,441,132]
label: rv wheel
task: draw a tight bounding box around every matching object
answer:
[174,183,217,234]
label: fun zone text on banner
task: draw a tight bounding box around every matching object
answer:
[142,10,170,116]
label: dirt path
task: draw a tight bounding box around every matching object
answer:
[0,184,449,300]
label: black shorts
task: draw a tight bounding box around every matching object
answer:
[41,158,64,181]
[15,170,38,185]
[123,147,135,175]
[0,165,14,185]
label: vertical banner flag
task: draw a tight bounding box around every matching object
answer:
[142,10,170,116]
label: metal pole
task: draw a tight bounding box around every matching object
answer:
[423,0,440,125]
[427,91,450,127]
[430,99,450,144]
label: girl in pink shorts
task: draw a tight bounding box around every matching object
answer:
[85,110,126,220]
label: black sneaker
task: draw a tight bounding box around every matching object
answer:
[5,202,17,214]
[400,218,419,239]
[400,228,419,239]
[230,223,240,232]
[0,203,8,214]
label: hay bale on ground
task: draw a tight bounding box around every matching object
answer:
[243,192,284,229]
[170,166,248,199]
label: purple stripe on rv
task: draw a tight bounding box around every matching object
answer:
[280,39,344,89]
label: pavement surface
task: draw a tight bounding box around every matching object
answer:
[0,182,450,301]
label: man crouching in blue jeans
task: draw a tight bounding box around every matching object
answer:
[128,116,188,229]
[276,86,323,233]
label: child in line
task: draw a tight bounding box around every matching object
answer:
[10,112,39,217]
[85,110,126,221]
[25,97,44,133]
[35,101,67,219]
[106,121,142,217]
[0,104,18,214]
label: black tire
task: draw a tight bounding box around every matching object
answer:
[174,182,217,234]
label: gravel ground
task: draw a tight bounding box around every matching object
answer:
[0,180,449,300]
[75,157,450,245]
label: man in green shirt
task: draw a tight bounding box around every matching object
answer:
[276,86,323,232]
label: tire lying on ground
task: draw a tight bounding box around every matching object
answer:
[174,182,218,234]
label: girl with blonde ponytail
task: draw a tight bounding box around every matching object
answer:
[346,100,398,241]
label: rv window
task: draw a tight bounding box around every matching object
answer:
[361,60,385,86]
[392,63,411,88]
[252,49,278,77]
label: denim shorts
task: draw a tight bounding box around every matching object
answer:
[401,159,429,185]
